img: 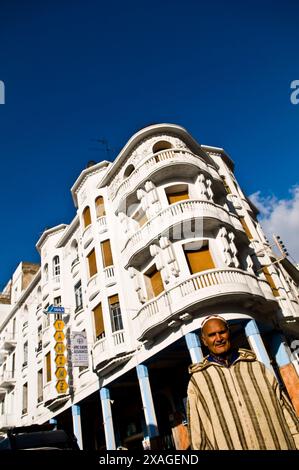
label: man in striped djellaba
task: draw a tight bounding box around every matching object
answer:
[187,315,299,449]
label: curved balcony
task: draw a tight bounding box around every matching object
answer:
[110,148,221,208]
[0,414,15,431]
[92,336,109,368]
[42,324,52,347]
[2,333,17,351]
[74,306,85,327]
[122,200,244,268]
[103,266,116,287]
[87,273,100,301]
[97,215,107,234]
[82,224,93,249]
[133,268,276,341]
[42,282,49,301]
[0,370,16,389]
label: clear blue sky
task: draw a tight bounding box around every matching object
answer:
[0,0,299,290]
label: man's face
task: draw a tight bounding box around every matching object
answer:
[202,319,231,356]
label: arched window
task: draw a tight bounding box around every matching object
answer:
[95,196,106,217]
[124,164,135,178]
[44,264,49,282]
[83,206,91,228]
[152,140,172,154]
[53,256,60,277]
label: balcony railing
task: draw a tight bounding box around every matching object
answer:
[0,370,16,389]
[87,273,100,301]
[109,148,220,204]
[103,266,116,287]
[1,333,17,351]
[133,268,276,340]
[0,414,15,430]
[97,215,107,234]
[123,200,243,264]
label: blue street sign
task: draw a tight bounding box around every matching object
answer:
[46,305,65,314]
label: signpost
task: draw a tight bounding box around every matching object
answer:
[53,317,68,394]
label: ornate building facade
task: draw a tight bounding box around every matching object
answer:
[0,123,298,450]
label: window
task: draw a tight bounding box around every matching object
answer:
[37,326,42,352]
[184,244,215,274]
[221,176,231,194]
[22,383,28,415]
[87,248,97,277]
[83,206,91,228]
[37,369,43,403]
[109,295,123,332]
[53,256,60,277]
[74,281,83,312]
[101,240,114,267]
[93,303,105,340]
[165,185,189,205]
[144,265,164,299]
[11,353,15,378]
[240,217,253,240]
[54,296,61,306]
[23,341,28,368]
[132,207,148,227]
[95,196,106,217]
[124,164,135,178]
[44,263,49,282]
[45,352,51,382]
[262,267,279,297]
[153,140,172,153]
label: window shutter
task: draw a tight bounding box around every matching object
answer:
[240,217,253,240]
[185,246,215,274]
[87,249,97,277]
[83,206,91,228]
[167,190,189,205]
[262,267,279,297]
[149,269,164,296]
[95,196,106,217]
[46,352,51,382]
[93,303,105,339]
[101,240,114,267]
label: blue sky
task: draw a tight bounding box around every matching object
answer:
[0,0,299,290]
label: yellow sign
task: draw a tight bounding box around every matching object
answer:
[55,367,67,379]
[55,354,67,366]
[54,319,65,331]
[54,331,65,342]
[54,342,66,354]
[56,379,68,394]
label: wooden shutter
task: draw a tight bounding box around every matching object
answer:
[95,196,105,217]
[87,249,97,277]
[167,190,189,205]
[221,176,231,194]
[46,352,51,382]
[101,240,114,267]
[240,217,253,240]
[83,206,91,228]
[109,294,119,306]
[93,303,105,338]
[149,268,164,296]
[262,267,279,297]
[185,246,215,274]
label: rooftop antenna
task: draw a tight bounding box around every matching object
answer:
[89,138,115,160]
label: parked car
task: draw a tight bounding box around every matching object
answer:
[0,423,79,450]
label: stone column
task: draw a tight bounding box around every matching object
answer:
[100,387,116,450]
[185,332,203,363]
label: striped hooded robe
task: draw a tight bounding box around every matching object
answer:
[187,348,299,450]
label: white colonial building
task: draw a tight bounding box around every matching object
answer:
[0,123,298,450]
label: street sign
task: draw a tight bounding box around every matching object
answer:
[54,342,66,354]
[55,354,67,366]
[54,331,65,342]
[47,305,65,314]
[55,367,67,380]
[54,319,65,331]
[56,379,68,394]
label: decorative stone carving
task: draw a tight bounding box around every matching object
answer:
[128,266,147,303]
[228,232,240,268]
[196,174,208,201]
[217,227,233,266]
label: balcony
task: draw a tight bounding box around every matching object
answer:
[53,275,61,290]
[71,256,80,278]
[92,336,109,368]
[0,387,6,399]
[110,148,221,207]
[133,268,276,341]
[97,215,107,234]
[0,370,16,389]
[122,200,244,267]
[74,305,85,327]
[0,414,15,431]
[42,324,52,347]
[1,333,17,351]
[82,224,93,249]
[42,281,49,301]
[87,273,100,301]
[103,266,116,287]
